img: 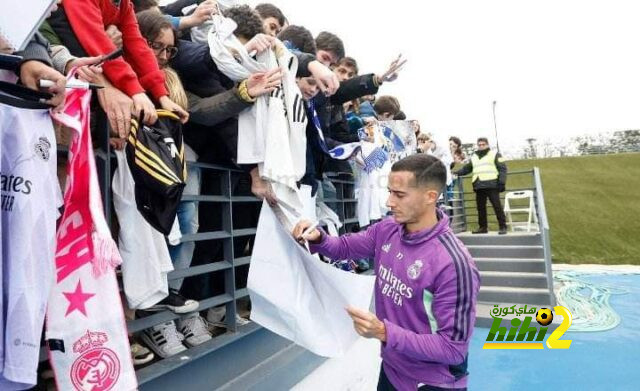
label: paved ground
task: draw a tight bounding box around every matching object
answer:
[294,267,640,390]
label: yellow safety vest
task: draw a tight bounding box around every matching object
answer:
[471,150,499,182]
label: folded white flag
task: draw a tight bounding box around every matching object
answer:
[248,202,375,357]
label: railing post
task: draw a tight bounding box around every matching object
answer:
[459,176,467,232]
[222,169,238,332]
[533,167,556,306]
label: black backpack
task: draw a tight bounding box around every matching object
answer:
[126,110,186,235]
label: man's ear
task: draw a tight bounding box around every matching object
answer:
[425,189,440,205]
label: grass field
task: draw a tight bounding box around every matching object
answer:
[458,152,640,265]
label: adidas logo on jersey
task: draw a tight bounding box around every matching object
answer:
[382,243,391,253]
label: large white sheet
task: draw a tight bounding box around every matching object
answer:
[247,202,375,357]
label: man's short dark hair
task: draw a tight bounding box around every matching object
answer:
[394,110,407,120]
[255,3,286,26]
[337,56,358,74]
[132,0,159,13]
[373,95,401,117]
[477,137,489,144]
[278,25,316,54]
[392,154,447,193]
[315,31,345,60]
[225,5,264,41]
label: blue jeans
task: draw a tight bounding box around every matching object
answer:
[168,166,201,291]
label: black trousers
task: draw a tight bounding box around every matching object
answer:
[475,188,506,229]
[377,366,467,391]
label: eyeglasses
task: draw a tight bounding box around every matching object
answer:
[148,41,178,59]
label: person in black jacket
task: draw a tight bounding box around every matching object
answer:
[455,137,508,234]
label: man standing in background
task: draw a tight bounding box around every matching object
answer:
[455,137,508,235]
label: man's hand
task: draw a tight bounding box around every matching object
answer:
[346,306,387,342]
[0,36,11,54]
[132,93,158,125]
[106,25,123,49]
[246,68,282,98]
[245,33,275,55]
[19,60,67,111]
[159,95,189,123]
[96,79,133,139]
[376,54,407,85]
[65,55,103,82]
[109,137,127,151]
[249,167,278,206]
[292,220,322,244]
[308,60,339,96]
[180,0,217,29]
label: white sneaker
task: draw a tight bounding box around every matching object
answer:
[206,307,250,328]
[141,321,187,358]
[130,342,154,366]
[206,307,225,325]
[178,313,212,347]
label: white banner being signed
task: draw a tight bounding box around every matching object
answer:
[248,202,375,357]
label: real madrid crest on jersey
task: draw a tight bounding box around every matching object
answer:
[34,137,51,161]
[407,260,424,280]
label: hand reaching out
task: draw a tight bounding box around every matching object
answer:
[246,68,282,98]
[376,54,407,84]
[308,60,339,96]
[19,60,67,112]
[245,33,275,55]
[159,95,189,123]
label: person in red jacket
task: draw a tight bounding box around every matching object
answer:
[62,0,188,126]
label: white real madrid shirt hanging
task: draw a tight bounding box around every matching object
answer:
[0,83,61,390]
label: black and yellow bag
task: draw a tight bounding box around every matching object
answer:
[126,110,187,235]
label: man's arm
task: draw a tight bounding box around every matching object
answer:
[329,74,380,106]
[16,33,52,67]
[305,223,378,261]
[454,161,473,177]
[383,262,479,365]
[117,0,168,100]
[187,89,251,127]
[63,0,146,98]
[495,152,507,188]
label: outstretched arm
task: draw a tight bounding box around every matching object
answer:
[292,220,377,261]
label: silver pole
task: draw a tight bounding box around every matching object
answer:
[492,100,500,153]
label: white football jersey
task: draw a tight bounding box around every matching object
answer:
[0,98,62,390]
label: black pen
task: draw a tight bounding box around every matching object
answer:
[96,47,124,67]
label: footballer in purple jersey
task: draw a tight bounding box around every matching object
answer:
[294,154,480,391]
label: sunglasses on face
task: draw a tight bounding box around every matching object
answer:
[148,41,178,59]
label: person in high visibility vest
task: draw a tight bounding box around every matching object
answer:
[454,137,508,234]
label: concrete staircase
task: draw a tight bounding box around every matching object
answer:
[457,231,557,329]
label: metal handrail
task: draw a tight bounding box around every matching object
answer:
[533,167,556,305]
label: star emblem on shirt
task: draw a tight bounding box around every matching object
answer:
[63,280,95,317]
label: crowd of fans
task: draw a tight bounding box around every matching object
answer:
[6,0,476,373]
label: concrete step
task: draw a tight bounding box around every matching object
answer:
[474,258,546,273]
[478,286,553,305]
[479,271,549,289]
[466,245,544,259]
[475,302,562,331]
[458,233,542,246]
[218,342,325,391]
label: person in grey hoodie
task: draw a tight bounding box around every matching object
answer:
[293,154,480,391]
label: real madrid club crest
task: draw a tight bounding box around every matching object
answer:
[407,260,424,280]
[70,330,121,391]
[34,136,51,161]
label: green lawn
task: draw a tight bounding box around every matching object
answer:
[457,153,640,265]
